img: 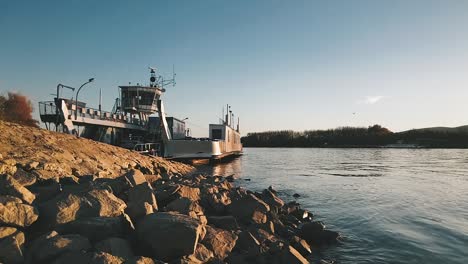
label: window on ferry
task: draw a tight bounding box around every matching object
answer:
[212,129,222,139]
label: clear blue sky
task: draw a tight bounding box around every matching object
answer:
[1,0,468,136]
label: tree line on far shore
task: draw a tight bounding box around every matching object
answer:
[241,124,468,148]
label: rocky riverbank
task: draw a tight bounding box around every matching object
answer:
[0,121,340,264]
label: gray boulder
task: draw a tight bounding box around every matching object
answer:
[122,169,147,187]
[0,227,25,264]
[280,245,309,264]
[91,252,125,264]
[136,212,205,261]
[192,243,214,263]
[94,237,134,260]
[153,184,181,207]
[12,168,37,186]
[51,251,93,264]
[299,221,340,246]
[126,182,158,220]
[26,180,61,203]
[56,214,134,242]
[201,186,231,214]
[166,197,204,220]
[261,188,285,212]
[27,233,91,263]
[174,255,203,264]
[207,215,239,230]
[176,185,201,201]
[290,236,312,257]
[0,174,36,204]
[144,174,162,184]
[0,195,39,227]
[94,178,129,195]
[234,230,263,257]
[201,225,238,260]
[228,191,270,224]
[134,256,161,264]
[39,189,126,229]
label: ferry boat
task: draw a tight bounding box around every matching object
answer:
[38,67,242,162]
[163,106,243,161]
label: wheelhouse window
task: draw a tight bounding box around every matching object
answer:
[212,129,222,139]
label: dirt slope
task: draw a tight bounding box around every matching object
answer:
[0,121,193,179]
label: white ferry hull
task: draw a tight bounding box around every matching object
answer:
[165,139,242,161]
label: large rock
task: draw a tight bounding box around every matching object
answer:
[91,252,125,264]
[30,169,59,181]
[261,188,285,212]
[153,184,181,207]
[27,233,92,263]
[0,160,17,175]
[201,186,231,214]
[39,189,126,228]
[228,191,270,224]
[51,251,93,264]
[25,231,58,263]
[136,212,205,261]
[0,174,36,204]
[267,211,293,238]
[0,195,23,207]
[207,215,239,230]
[26,180,61,203]
[290,236,311,257]
[59,175,80,185]
[0,227,25,264]
[121,169,147,187]
[56,214,134,242]
[0,196,39,227]
[201,226,238,260]
[144,174,162,184]
[176,185,201,201]
[234,230,263,257]
[12,168,37,186]
[166,197,204,220]
[134,256,159,264]
[174,255,203,264]
[249,228,279,245]
[299,221,340,246]
[126,182,158,220]
[192,243,214,263]
[155,184,201,204]
[95,237,134,260]
[280,245,309,264]
[288,207,313,222]
[94,177,130,195]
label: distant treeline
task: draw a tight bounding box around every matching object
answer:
[241,125,468,148]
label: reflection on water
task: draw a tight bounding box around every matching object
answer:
[195,148,468,264]
[198,157,243,178]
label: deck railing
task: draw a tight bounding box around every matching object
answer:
[38,101,146,126]
[39,101,56,116]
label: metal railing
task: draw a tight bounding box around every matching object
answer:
[39,101,56,116]
[38,101,147,127]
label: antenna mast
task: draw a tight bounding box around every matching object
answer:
[148,66,176,89]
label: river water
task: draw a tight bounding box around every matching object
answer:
[198,148,468,264]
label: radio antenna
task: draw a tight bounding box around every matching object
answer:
[172,64,176,87]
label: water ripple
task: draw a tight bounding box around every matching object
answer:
[198,148,468,264]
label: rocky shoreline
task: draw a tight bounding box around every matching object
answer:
[0,121,340,264]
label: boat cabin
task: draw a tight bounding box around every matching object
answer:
[209,124,242,153]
